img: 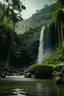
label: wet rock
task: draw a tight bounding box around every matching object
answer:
[0,73,6,78]
[56,76,64,84]
[54,72,63,78]
[24,72,31,78]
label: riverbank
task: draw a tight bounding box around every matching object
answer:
[24,49,64,84]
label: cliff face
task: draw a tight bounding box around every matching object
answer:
[13,23,58,68]
[0,22,58,68]
[43,23,58,51]
[11,27,41,68]
[0,24,41,68]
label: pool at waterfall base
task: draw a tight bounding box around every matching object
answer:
[0,76,64,96]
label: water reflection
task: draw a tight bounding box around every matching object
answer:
[0,76,64,96]
[58,85,64,96]
[3,82,63,96]
[36,82,50,96]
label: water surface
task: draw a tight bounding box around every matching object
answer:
[0,76,64,96]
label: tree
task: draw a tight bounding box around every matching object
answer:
[2,0,26,68]
[52,0,64,54]
[44,4,49,8]
[1,0,6,22]
[1,0,26,29]
[36,9,39,13]
[8,10,23,30]
[57,0,64,7]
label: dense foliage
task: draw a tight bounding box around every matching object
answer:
[0,0,26,29]
[0,23,41,68]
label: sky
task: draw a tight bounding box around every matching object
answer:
[21,0,56,19]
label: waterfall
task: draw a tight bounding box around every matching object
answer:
[37,24,58,64]
[37,26,45,64]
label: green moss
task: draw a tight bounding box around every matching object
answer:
[26,48,64,79]
[43,49,64,66]
[27,64,54,79]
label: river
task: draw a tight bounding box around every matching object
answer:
[0,76,64,96]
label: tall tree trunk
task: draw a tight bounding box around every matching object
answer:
[1,1,6,22]
[56,9,64,54]
[5,33,13,68]
[1,9,5,22]
[5,41,12,68]
[61,22,64,54]
[56,9,62,49]
[13,22,15,30]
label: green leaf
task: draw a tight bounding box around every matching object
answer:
[52,3,59,13]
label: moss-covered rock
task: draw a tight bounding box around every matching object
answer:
[52,65,64,84]
[53,71,63,78]
[55,77,64,84]
[26,64,54,79]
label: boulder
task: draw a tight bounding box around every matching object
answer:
[56,76,64,84]
[24,72,31,78]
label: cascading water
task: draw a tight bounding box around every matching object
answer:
[37,26,45,64]
[37,24,58,64]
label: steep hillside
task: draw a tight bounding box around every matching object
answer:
[0,23,41,68]
[11,27,41,68]
[15,4,53,34]
[0,22,58,68]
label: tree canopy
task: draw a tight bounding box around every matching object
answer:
[1,0,26,29]
[56,0,64,7]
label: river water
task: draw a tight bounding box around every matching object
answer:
[0,76,64,96]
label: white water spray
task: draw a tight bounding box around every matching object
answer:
[37,26,45,64]
[37,25,54,64]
